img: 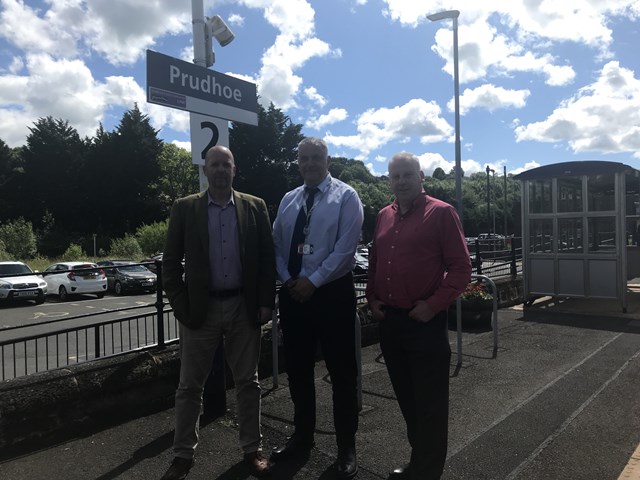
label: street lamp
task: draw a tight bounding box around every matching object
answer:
[428,10,461,222]
[486,165,492,233]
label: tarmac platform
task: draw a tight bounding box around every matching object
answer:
[2,302,640,480]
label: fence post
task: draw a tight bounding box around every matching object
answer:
[94,325,101,358]
[510,239,517,277]
[475,239,483,275]
[155,260,165,348]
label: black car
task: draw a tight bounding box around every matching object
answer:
[97,260,157,295]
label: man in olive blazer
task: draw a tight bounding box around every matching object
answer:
[160,145,275,480]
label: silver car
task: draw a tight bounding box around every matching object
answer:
[0,261,48,304]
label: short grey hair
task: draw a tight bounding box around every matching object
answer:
[389,151,421,172]
[298,137,328,157]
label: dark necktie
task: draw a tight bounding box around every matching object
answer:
[288,187,319,278]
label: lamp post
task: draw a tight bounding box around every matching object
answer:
[428,10,462,223]
[486,165,492,233]
[503,165,508,236]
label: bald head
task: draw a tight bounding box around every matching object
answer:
[203,145,236,198]
[388,151,424,209]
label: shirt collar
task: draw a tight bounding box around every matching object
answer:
[304,173,331,194]
[392,190,428,214]
[207,190,235,207]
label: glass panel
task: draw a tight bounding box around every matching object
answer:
[557,177,582,212]
[528,180,552,213]
[588,173,615,211]
[558,218,583,253]
[530,219,553,253]
[626,218,640,246]
[588,217,616,253]
[625,171,640,216]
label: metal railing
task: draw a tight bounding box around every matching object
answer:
[470,236,522,278]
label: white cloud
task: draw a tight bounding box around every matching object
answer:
[511,161,542,176]
[325,98,452,158]
[172,140,191,151]
[307,108,348,129]
[8,56,24,74]
[452,84,530,115]
[227,13,245,27]
[514,61,640,156]
[304,86,327,107]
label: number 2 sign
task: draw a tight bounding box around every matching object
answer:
[189,113,229,166]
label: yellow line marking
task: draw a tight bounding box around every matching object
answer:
[618,442,640,479]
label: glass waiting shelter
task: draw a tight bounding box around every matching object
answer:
[515,161,640,312]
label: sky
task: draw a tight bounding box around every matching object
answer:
[1,0,639,178]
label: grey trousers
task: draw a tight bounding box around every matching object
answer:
[173,295,262,459]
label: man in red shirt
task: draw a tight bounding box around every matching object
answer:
[366,152,471,480]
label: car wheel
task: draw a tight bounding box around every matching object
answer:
[59,286,68,302]
[96,292,105,299]
[36,293,45,305]
[114,281,123,296]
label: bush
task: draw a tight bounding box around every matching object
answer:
[135,221,168,256]
[62,243,86,261]
[0,218,38,258]
[0,239,9,261]
[110,234,143,259]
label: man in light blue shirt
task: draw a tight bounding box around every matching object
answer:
[271,137,364,479]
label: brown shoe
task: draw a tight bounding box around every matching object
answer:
[244,450,271,477]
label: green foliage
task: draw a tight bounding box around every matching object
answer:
[157,144,199,211]
[0,217,37,258]
[110,234,143,259]
[135,221,168,256]
[62,243,86,261]
[0,239,9,261]
[432,167,447,180]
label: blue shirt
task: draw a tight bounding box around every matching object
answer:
[207,191,242,290]
[273,174,364,288]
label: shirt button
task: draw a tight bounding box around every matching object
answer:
[391,246,395,249]
[387,277,390,281]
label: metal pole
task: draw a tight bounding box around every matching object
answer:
[492,170,496,236]
[486,165,491,233]
[453,16,462,223]
[504,165,508,236]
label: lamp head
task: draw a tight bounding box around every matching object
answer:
[206,15,235,47]
[427,10,460,22]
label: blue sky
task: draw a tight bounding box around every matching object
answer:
[1,0,639,177]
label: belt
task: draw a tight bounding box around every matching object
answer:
[381,305,412,315]
[209,288,242,298]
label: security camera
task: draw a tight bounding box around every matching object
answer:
[207,15,235,47]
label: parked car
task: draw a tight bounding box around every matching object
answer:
[353,252,369,276]
[0,261,47,304]
[141,253,163,273]
[97,260,157,295]
[42,262,107,301]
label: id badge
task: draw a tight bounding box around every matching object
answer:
[297,243,313,255]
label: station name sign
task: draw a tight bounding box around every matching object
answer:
[146,50,258,125]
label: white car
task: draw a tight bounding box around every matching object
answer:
[0,261,48,304]
[43,262,107,301]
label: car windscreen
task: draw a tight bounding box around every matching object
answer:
[0,264,33,276]
[118,265,151,273]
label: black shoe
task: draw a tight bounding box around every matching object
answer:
[336,446,358,479]
[160,457,194,480]
[388,463,411,479]
[270,434,315,461]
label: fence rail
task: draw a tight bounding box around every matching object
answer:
[0,246,522,381]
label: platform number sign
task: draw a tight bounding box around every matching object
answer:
[189,113,229,166]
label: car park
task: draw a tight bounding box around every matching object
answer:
[0,261,47,304]
[140,253,163,273]
[42,262,107,301]
[97,260,157,295]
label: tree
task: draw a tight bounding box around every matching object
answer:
[0,218,37,259]
[230,102,304,217]
[20,117,88,231]
[84,105,165,236]
[432,167,446,180]
[0,139,24,223]
[157,143,199,211]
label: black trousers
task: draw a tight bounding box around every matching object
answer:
[380,308,451,480]
[278,273,358,448]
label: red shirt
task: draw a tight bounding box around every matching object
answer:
[366,193,471,313]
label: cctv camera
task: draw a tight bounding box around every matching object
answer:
[207,15,235,47]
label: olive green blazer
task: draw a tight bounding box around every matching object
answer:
[162,190,276,329]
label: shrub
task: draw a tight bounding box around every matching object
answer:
[110,234,143,259]
[62,243,86,261]
[0,218,38,258]
[135,221,168,256]
[0,239,9,261]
